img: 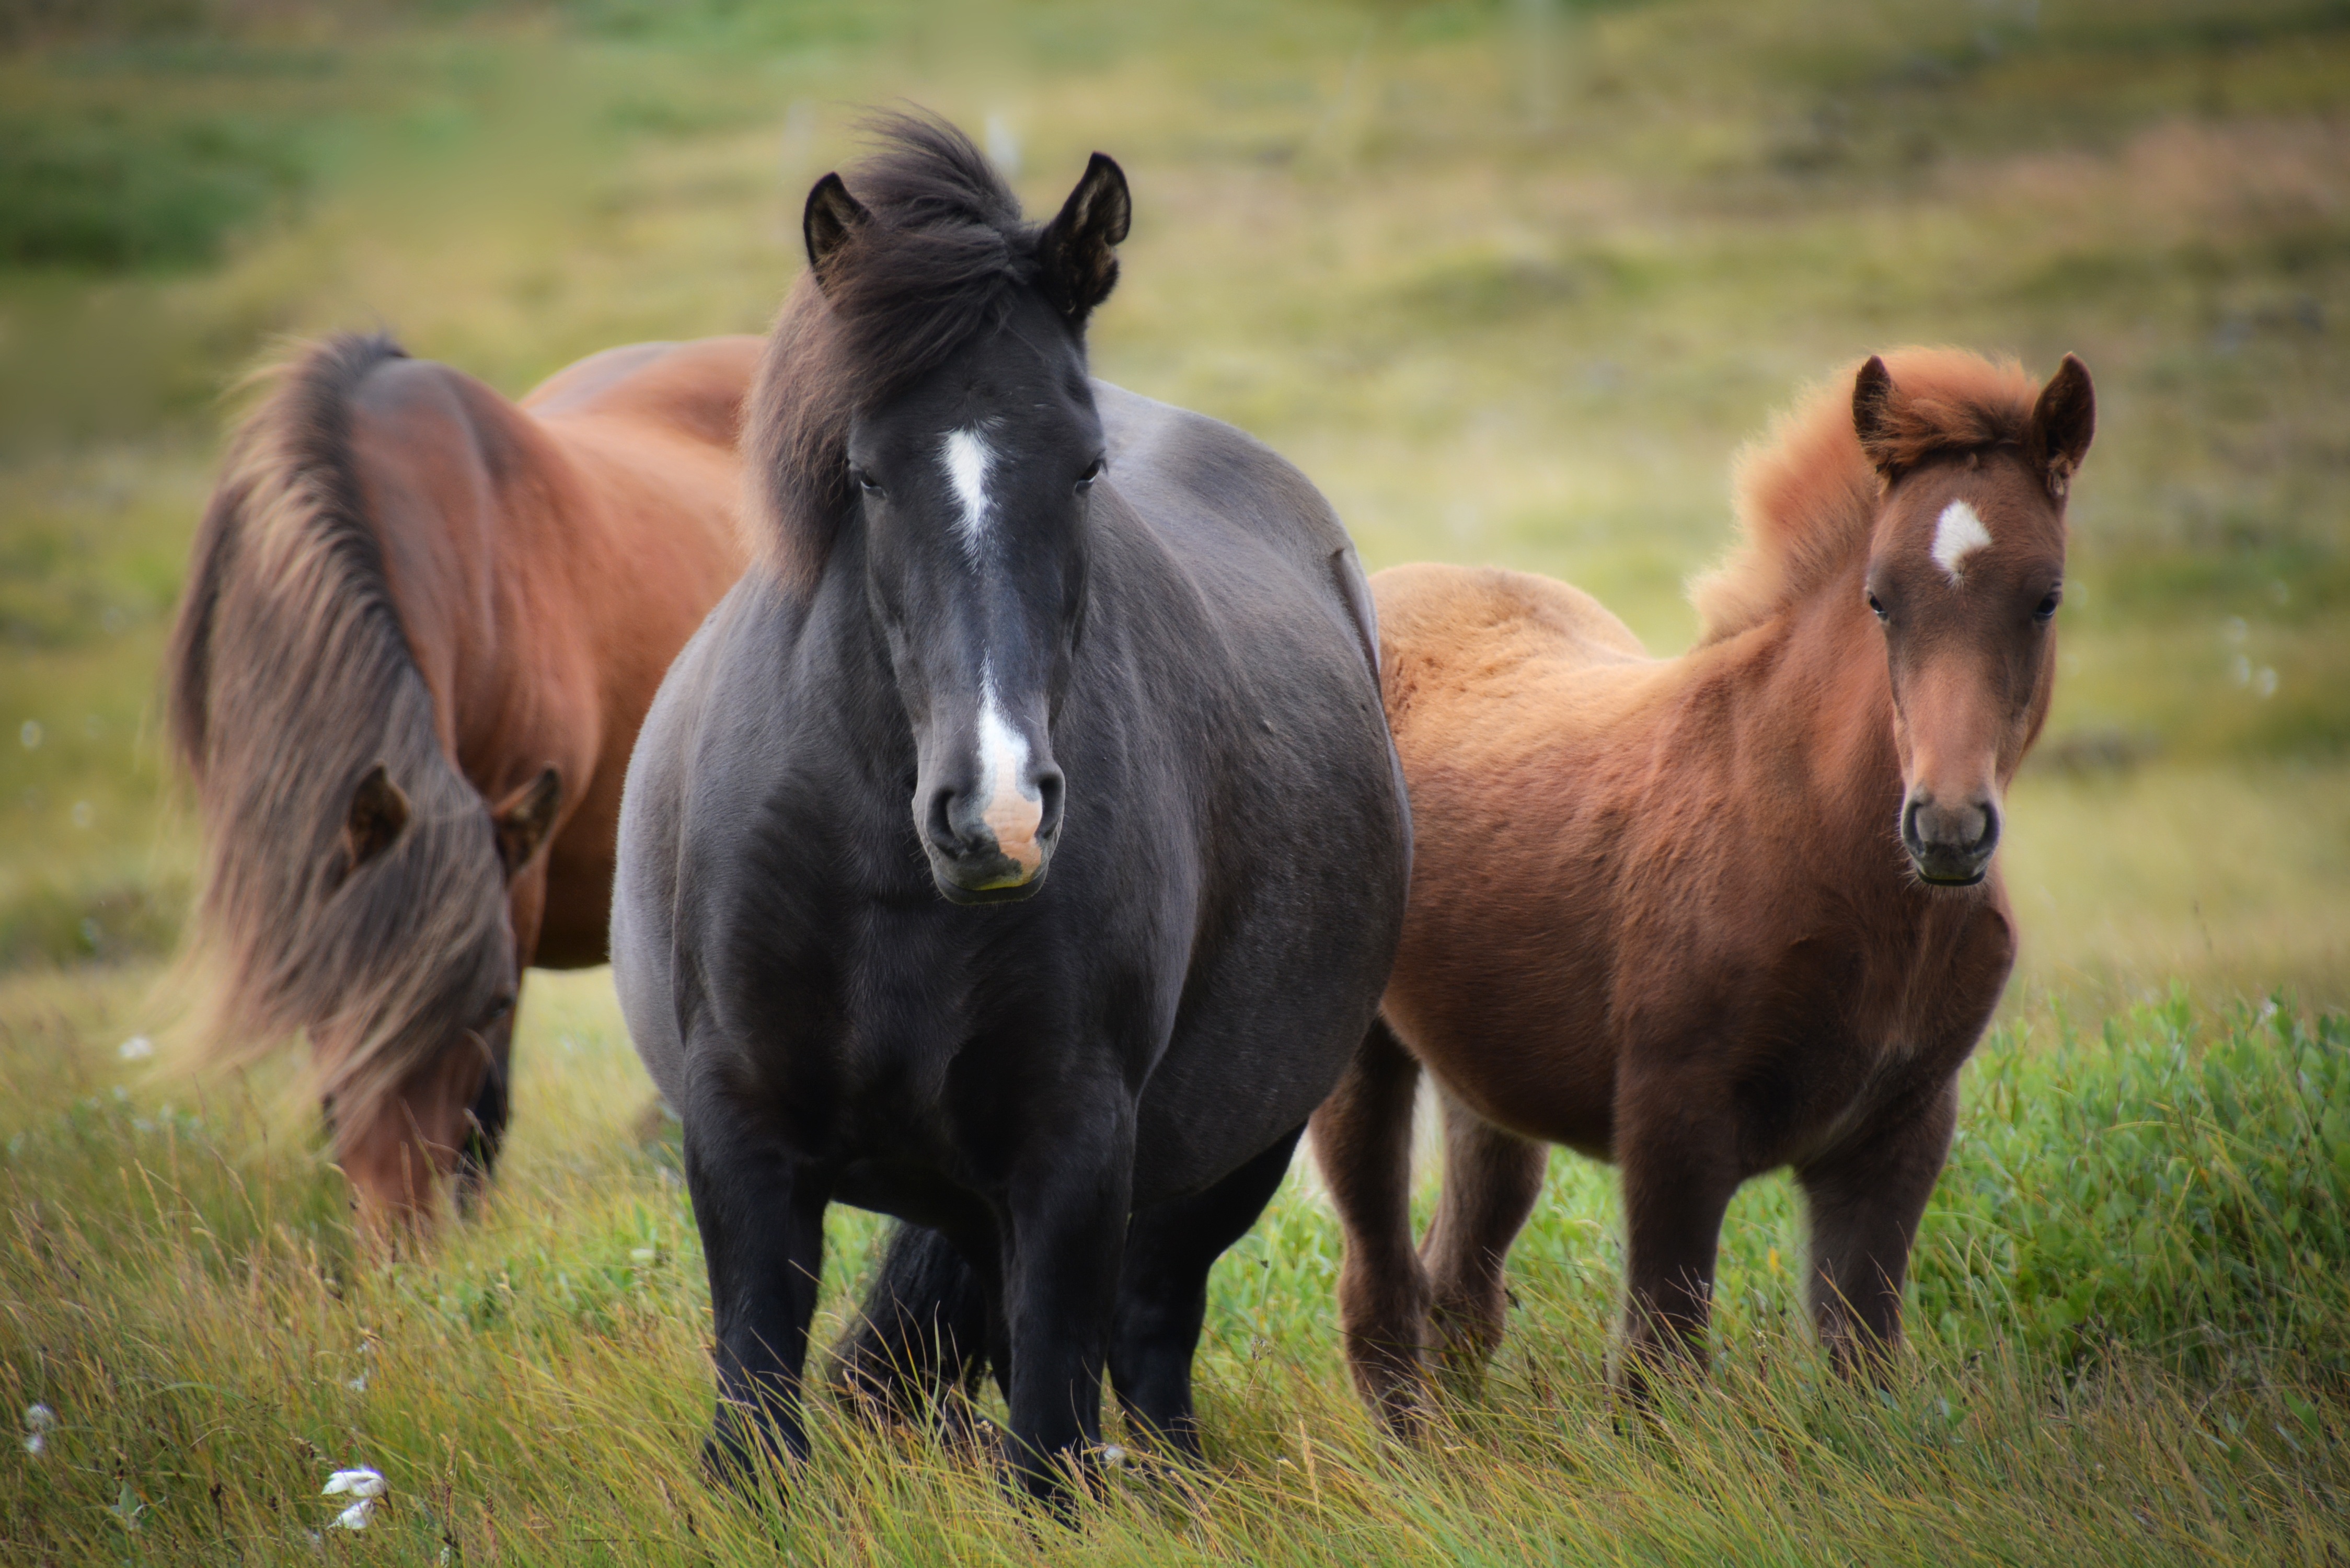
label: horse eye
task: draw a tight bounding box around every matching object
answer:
[1076,457,1105,490]
[849,465,883,498]
[2034,589,2062,623]
[484,993,516,1023]
[1866,591,1887,621]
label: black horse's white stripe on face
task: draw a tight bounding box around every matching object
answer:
[934,425,1043,879]
[974,660,1043,877]
[942,428,994,565]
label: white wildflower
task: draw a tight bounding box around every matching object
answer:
[23,1402,56,1456]
[323,1466,386,1498]
[345,1374,368,1393]
[324,1465,385,1530]
[118,1036,154,1062]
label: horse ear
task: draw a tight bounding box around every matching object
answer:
[340,763,409,880]
[1036,152,1131,326]
[2028,352,2095,501]
[1851,355,1904,477]
[802,172,871,296]
[491,766,562,880]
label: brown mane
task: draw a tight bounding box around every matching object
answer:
[165,332,508,1128]
[745,112,1058,589]
[1689,347,2041,644]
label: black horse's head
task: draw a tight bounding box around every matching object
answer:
[790,122,1130,904]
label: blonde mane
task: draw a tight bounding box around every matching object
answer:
[1689,348,2042,644]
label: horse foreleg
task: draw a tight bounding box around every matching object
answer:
[1796,1075,1957,1375]
[1615,1096,1739,1392]
[1001,1108,1133,1510]
[1308,1016,1432,1436]
[682,1082,828,1488]
[1109,1123,1304,1460]
[1421,1090,1547,1393]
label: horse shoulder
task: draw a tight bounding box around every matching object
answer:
[610,583,749,1105]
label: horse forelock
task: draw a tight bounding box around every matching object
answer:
[1690,348,2041,645]
[746,112,1052,590]
[166,332,513,1132]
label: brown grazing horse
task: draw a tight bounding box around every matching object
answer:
[1312,348,2095,1429]
[167,331,756,1229]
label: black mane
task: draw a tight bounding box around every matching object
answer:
[746,113,1066,588]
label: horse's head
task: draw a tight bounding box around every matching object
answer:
[1855,353,2094,886]
[324,761,561,1229]
[798,141,1128,904]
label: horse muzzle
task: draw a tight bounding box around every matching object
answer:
[1900,790,2000,886]
[920,767,1064,904]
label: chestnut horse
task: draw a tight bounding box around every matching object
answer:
[1312,349,2095,1429]
[167,331,756,1228]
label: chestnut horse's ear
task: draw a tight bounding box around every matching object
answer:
[1036,152,1131,326]
[2028,352,2095,501]
[338,763,409,883]
[491,766,562,880]
[1852,355,1904,478]
[802,172,871,297]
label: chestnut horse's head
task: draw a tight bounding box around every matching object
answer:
[1854,353,2094,886]
[325,764,563,1230]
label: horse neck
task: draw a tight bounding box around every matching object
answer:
[374,420,582,786]
[1706,563,1908,873]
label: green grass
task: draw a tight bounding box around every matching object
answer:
[3,966,2345,1565]
[3,0,2349,1559]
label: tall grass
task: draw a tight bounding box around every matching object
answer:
[2,967,2344,1563]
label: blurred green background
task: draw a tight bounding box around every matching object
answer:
[1,0,2344,1018]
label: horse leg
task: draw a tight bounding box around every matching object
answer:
[1615,1099,1740,1391]
[1308,1017,1432,1436]
[1421,1090,1548,1392]
[682,1085,828,1486]
[1000,1106,1134,1507]
[1108,1123,1304,1461]
[1796,1076,1958,1374]
[829,1220,1001,1427]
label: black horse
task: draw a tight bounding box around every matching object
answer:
[610,116,1410,1502]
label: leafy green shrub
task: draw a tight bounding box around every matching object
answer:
[0,113,306,271]
[1917,996,2350,1371]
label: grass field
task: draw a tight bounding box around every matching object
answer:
[3,0,2347,1560]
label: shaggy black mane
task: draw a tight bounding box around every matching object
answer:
[746,112,1076,588]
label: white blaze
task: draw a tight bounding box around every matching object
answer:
[975,661,1042,874]
[942,428,994,563]
[1930,499,1993,581]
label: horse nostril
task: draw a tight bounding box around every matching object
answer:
[1035,768,1066,839]
[925,787,966,857]
[1972,800,2001,855]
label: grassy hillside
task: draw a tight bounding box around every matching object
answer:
[3,0,2345,1010]
[2,0,2347,1561]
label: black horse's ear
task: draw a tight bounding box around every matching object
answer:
[1037,152,1131,326]
[802,172,870,296]
[1852,355,1904,478]
[339,763,409,881]
[2028,352,2095,501]
[491,766,562,880]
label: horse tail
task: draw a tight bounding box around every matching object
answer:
[828,1223,998,1422]
[164,332,510,1128]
